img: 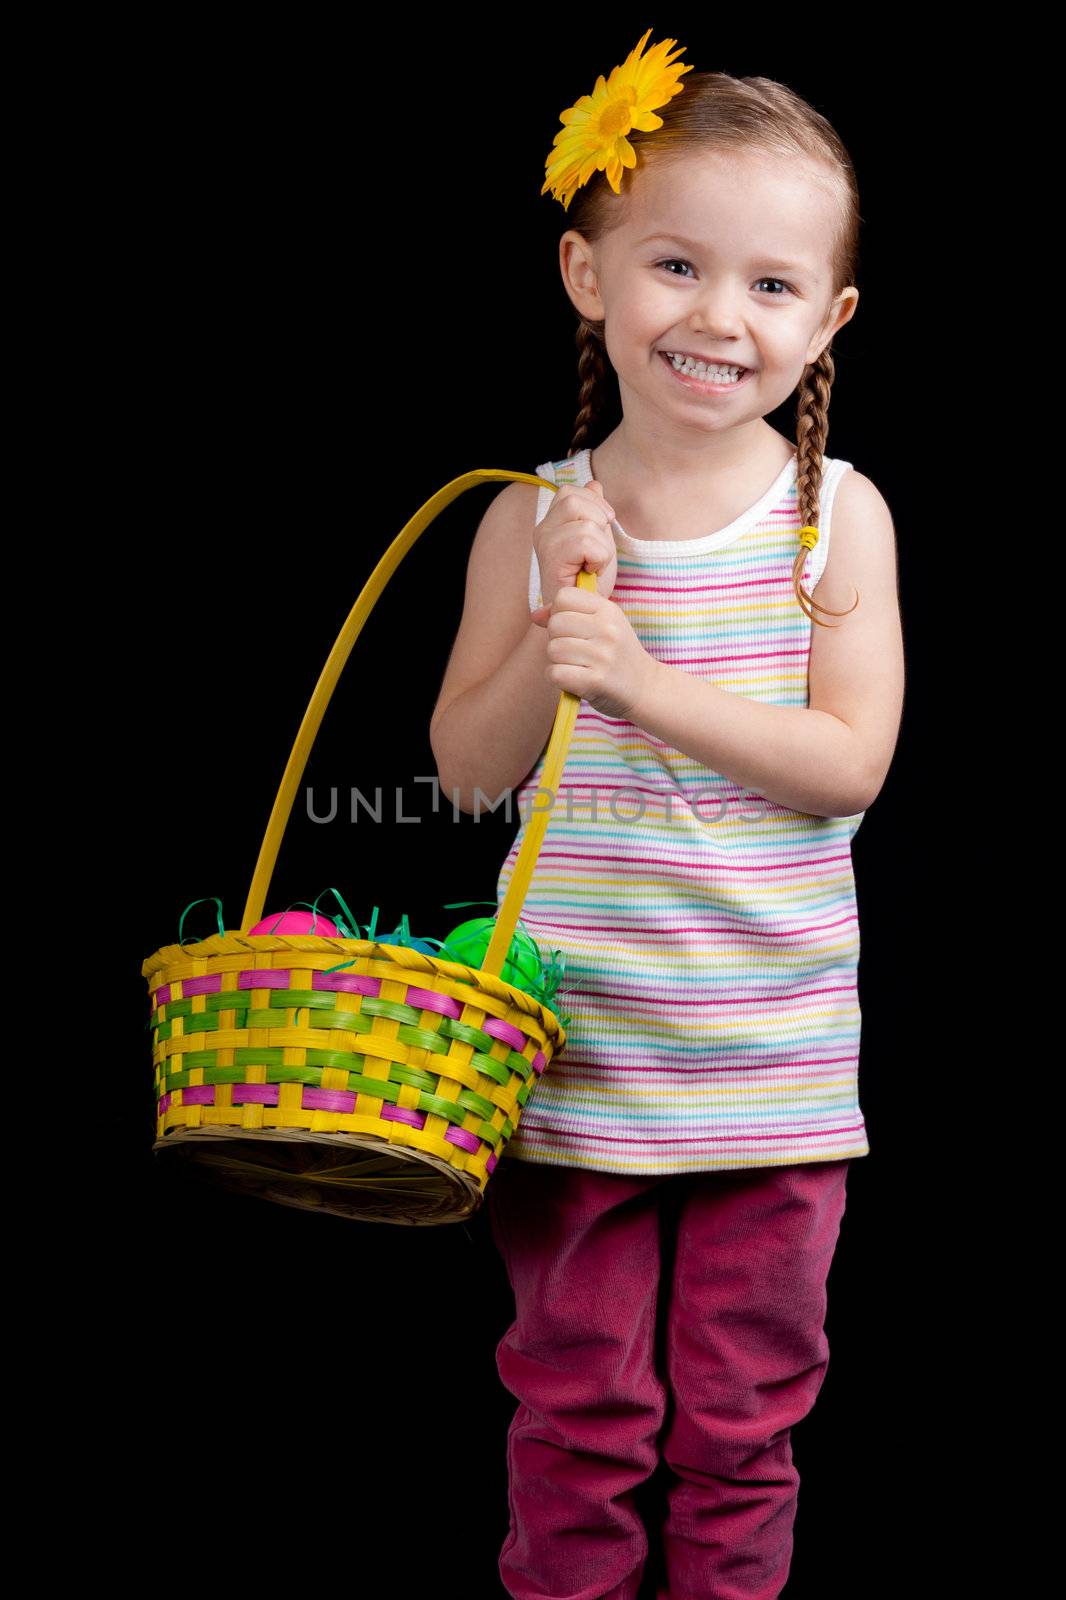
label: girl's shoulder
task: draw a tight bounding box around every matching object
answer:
[824,462,895,551]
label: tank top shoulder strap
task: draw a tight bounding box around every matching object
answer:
[529,451,592,611]
[534,450,590,525]
[533,460,555,532]
[806,457,854,590]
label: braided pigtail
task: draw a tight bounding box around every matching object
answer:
[792,346,859,627]
[568,318,609,458]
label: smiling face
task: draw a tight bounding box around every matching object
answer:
[560,148,858,436]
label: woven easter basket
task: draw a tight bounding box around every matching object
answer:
[142,468,595,1226]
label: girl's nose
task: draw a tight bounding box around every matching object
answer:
[689,293,746,336]
[690,309,745,337]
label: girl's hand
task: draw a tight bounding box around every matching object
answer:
[532,478,618,614]
[536,584,659,722]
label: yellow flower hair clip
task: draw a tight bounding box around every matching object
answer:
[541,28,694,212]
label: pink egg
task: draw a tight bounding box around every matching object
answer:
[247,909,340,936]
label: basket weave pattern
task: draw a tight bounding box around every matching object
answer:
[146,933,564,1191]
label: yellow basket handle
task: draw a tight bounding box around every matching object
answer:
[240,467,597,980]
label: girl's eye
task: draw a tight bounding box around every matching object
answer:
[655,260,795,297]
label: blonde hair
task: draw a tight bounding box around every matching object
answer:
[560,72,861,626]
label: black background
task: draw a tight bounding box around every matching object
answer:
[70,16,989,1597]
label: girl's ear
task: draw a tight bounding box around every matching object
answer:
[559,230,603,324]
[813,287,860,357]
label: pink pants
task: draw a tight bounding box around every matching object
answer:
[487,1157,851,1600]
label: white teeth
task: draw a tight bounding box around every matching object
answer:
[666,352,747,382]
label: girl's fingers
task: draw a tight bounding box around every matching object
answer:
[532,591,597,630]
[554,488,615,527]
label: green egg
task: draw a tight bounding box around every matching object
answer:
[441,918,541,993]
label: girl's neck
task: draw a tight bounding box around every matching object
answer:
[588,424,798,545]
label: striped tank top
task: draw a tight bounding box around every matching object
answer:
[494,445,871,1176]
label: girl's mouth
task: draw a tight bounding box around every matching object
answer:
[658,351,755,394]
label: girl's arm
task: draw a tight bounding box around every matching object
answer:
[430,484,562,814]
[628,472,904,818]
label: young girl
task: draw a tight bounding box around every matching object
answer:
[431,35,903,1600]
